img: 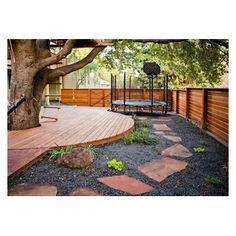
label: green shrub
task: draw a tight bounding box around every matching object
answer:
[123,130,159,145]
[142,120,150,128]
[132,114,150,128]
[133,131,158,144]
[187,120,197,128]
[142,127,149,133]
[82,144,97,158]
[199,138,206,145]
[203,122,209,129]
[107,159,124,171]
[48,145,73,160]
[193,147,205,153]
[205,176,224,186]
[123,133,134,144]
[175,116,184,124]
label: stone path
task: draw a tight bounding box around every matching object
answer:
[163,135,182,142]
[161,143,192,158]
[97,175,154,195]
[97,123,193,194]
[139,157,188,182]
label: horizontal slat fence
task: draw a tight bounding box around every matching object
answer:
[61,89,111,107]
[172,88,228,144]
[61,88,172,110]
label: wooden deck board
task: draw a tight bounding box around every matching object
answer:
[9,106,134,149]
[8,148,48,178]
[8,106,134,177]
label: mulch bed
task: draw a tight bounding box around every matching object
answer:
[8,114,228,196]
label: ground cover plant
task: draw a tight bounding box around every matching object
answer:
[175,116,184,124]
[123,115,158,145]
[81,145,97,158]
[193,147,205,153]
[199,138,206,145]
[123,130,158,145]
[107,159,124,171]
[132,114,150,129]
[187,119,197,128]
[48,145,73,160]
[205,176,224,186]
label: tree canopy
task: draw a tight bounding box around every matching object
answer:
[95,39,228,88]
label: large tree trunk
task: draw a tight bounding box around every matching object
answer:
[9,40,42,130]
[8,39,105,130]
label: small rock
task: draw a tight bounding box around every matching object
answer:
[57,147,94,169]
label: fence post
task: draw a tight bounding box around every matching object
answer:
[201,88,207,129]
[88,89,91,106]
[102,89,105,107]
[176,90,179,113]
[186,88,189,118]
[170,90,173,111]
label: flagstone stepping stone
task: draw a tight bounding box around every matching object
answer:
[97,175,154,195]
[8,183,57,196]
[152,118,172,122]
[153,124,171,131]
[163,135,182,142]
[161,144,192,158]
[153,131,165,135]
[139,157,188,182]
[138,117,147,120]
[165,131,178,136]
[69,187,102,196]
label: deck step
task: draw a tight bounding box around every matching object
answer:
[43,106,61,109]
[41,115,58,121]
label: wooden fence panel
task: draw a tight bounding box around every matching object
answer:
[61,89,75,105]
[188,89,203,125]
[74,89,89,106]
[172,90,177,112]
[206,89,228,143]
[61,88,171,108]
[172,88,228,145]
[178,91,186,116]
[90,89,104,107]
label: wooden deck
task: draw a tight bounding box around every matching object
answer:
[8,106,134,177]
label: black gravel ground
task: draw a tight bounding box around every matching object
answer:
[8,114,228,196]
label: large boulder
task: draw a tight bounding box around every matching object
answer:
[57,147,94,169]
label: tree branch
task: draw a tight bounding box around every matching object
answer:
[208,39,228,49]
[36,39,77,70]
[47,46,105,80]
[134,39,187,44]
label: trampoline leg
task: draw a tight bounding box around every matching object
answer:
[165,105,168,114]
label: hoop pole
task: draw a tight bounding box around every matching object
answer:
[124,72,126,113]
[114,75,117,100]
[165,75,168,114]
[110,73,113,110]
[151,74,154,113]
[129,76,131,100]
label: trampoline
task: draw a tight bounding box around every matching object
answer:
[110,62,169,115]
[112,99,167,107]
